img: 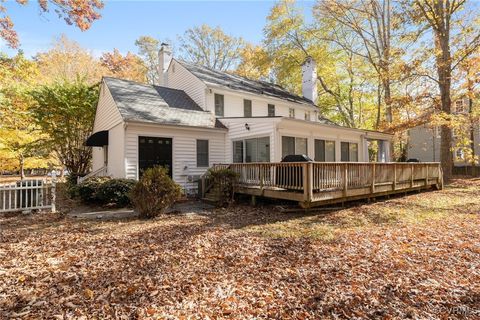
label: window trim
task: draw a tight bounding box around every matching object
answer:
[340,141,359,162]
[305,111,311,121]
[282,136,308,158]
[314,139,336,162]
[268,104,275,117]
[289,108,295,118]
[196,139,209,167]
[214,93,224,117]
[244,99,252,117]
[233,137,270,163]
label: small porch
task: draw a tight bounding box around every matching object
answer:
[204,162,443,208]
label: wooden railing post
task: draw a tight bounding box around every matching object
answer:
[425,164,429,187]
[371,163,376,193]
[308,162,313,200]
[393,163,397,190]
[302,163,309,202]
[343,163,348,197]
[259,165,264,190]
[410,164,414,188]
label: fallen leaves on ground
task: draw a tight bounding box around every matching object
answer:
[1,179,479,319]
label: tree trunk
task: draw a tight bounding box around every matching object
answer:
[19,154,25,180]
[469,96,476,176]
[433,4,453,181]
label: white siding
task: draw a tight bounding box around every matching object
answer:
[124,123,226,192]
[92,147,104,172]
[221,118,281,163]
[107,123,125,178]
[407,125,440,162]
[93,82,123,132]
[205,87,318,121]
[167,60,207,109]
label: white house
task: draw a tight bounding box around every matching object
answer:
[86,44,393,193]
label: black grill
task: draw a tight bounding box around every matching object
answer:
[281,154,313,162]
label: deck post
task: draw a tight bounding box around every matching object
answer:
[393,163,397,190]
[343,163,348,198]
[308,163,313,201]
[259,165,264,190]
[425,164,429,187]
[410,164,414,188]
[303,163,311,202]
[371,163,375,193]
[438,164,443,189]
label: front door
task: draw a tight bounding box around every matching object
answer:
[138,136,173,177]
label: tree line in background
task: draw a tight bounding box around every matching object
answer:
[1,0,480,180]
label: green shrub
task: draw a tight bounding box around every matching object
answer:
[97,179,136,207]
[207,168,239,206]
[130,166,182,218]
[77,176,111,203]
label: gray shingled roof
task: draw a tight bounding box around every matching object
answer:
[177,60,318,108]
[103,77,226,129]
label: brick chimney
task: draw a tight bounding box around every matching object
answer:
[302,56,318,102]
[158,43,172,86]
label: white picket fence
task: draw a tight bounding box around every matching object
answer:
[0,178,56,213]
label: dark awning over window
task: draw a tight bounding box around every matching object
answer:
[86,130,109,147]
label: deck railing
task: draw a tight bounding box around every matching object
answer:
[224,162,442,206]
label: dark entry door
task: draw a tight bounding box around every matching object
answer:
[138,136,173,177]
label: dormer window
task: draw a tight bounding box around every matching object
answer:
[305,111,311,121]
[289,108,295,118]
[244,99,252,117]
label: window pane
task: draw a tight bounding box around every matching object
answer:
[314,139,325,162]
[341,142,349,161]
[257,137,270,162]
[215,94,224,116]
[349,143,358,162]
[244,99,252,117]
[295,137,307,155]
[282,136,295,158]
[268,104,275,117]
[245,139,258,163]
[233,141,243,163]
[325,141,336,162]
[196,140,209,167]
[289,108,295,118]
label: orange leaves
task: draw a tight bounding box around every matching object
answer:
[1,0,103,48]
[83,288,94,300]
[1,182,480,318]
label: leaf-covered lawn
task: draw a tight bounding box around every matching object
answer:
[1,179,479,319]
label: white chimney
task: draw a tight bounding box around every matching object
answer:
[302,56,318,102]
[158,43,172,86]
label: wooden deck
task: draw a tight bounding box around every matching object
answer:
[222,162,442,208]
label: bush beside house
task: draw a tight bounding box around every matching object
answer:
[130,166,181,218]
[72,177,136,207]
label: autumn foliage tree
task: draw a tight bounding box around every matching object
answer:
[0,0,103,48]
[100,49,147,82]
[0,52,53,177]
[30,80,98,176]
[178,24,246,71]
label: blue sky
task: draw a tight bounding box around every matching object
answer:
[2,0,314,58]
